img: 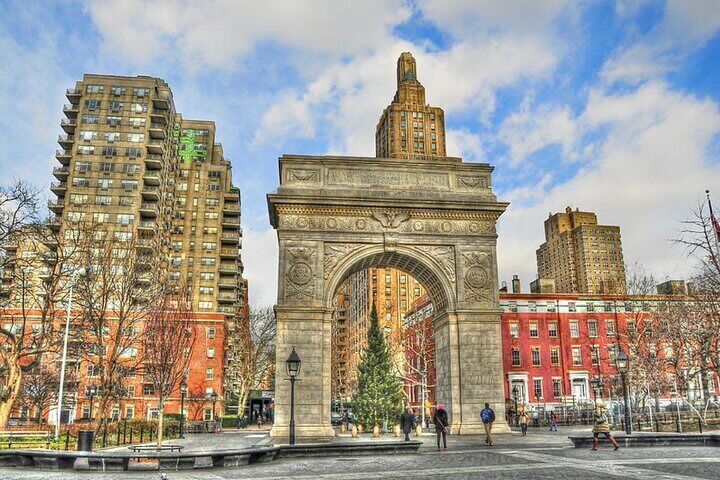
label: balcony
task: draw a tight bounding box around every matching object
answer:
[63,104,79,117]
[65,88,81,104]
[139,203,159,217]
[222,204,240,215]
[218,306,235,314]
[152,93,170,110]
[52,166,70,180]
[142,171,162,186]
[50,182,67,195]
[221,217,240,229]
[150,109,168,124]
[218,280,236,290]
[146,139,165,155]
[48,216,62,231]
[57,135,74,148]
[148,123,166,139]
[141,186,161,201]
[217,293,237,304]
[60,118,77,133]
[220,248,238,259]
[219,263,237,275]
[136,238,155,250]
[145,155,163,170]
[221,232,238,243]
[137,220,157,232]
[55,149,72,165]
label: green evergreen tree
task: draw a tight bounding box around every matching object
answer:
[353,303,404,429]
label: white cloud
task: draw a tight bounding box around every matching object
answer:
[602,0,720,83]
[241,227,279,308]
[496,102,578,167]
[84,0,411,70]
[497,81,720,290]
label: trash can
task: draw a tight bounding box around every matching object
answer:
[77,430,94,451]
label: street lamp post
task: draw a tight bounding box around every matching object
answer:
[286,347,301,445]
[179,380,187,439]
[88,384,97,421]
[590,377,604,403]
[55,267,86,440]
[616,350,632,435]
[210,392,218,422]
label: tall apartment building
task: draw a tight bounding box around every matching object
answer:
[53,74,244,314]
[375,52,447,158]
[536,207,626,294]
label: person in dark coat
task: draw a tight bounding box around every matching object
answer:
[400,407,416,441]
[432,404,449,451]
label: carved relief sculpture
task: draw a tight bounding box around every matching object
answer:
[323,243,364,279]
[462,251,492,303]
[285,247,316,300]
[413,245,456,283]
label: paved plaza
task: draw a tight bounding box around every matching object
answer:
[2,428,720,479]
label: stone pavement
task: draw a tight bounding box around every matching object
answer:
[2,427,720,479]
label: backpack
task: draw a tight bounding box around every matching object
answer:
[481,408,493,423]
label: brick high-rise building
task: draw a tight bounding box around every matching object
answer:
[536,207,626,294]
[1,74,245,424]
[52,74,244,314]
[375,52,447,158]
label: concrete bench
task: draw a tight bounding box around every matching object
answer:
[569,433,720,448]
[129,444,183,453]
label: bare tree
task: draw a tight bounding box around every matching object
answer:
[19,365,60,425]
[72,229,162,432]
[141,286,194,447]
[186,386,210,421]
[224,307,276,419]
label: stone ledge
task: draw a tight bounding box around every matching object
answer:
[569,433,720,448]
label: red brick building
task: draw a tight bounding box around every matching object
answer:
[3,309,226,425]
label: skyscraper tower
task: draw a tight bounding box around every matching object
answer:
[375,52,447,158]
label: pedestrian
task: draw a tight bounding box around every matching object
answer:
[432,404,449,451]
[592,401,619,451]
[481,402,495,446]
[519,408,529,436]
[400,407,416,442]
[549,412,558,432]
[342,411,350,432]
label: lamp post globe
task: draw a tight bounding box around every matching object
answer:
[615,349,632,434]
[286,347,301,445]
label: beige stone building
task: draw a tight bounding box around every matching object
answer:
[536,207,626,294]
[48,74,244,313]
[375,52,447,158]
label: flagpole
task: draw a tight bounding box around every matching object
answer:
[707,189,720,259]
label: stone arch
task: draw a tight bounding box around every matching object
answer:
[323,244,456,315]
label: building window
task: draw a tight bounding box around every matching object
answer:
[572,346,582,366]
[626,320,636,336]
[531,347,541,366]
[509,323,519,338]
[569,320,579,338]
[125,405,135,419]
[199,301,213,310]
[142,384,155,395]
[548,322,557,337]
[207,347,215,359]
[607,344,617,363]
[552,379,562,398]
[529,322,538,338]
[204,408,213,421]
[533,379,542,399]
[82,405,91,419]
[205,368,214,380]
[588,319,597,337]
[605,320,615,337]
[511,348,521,367]
[550,347,560,365]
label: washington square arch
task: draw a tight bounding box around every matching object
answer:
[267,52,510,438]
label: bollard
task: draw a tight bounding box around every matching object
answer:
[340,424,346,434]
[393,425,400,437]
[415,424,422,437]
[373,425,380,438]
[351,425,358,438]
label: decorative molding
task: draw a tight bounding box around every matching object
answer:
[285,247,316,300]
[413,245,456,283]
[323,243,364,279]
[327,168,450,189]
[286,169,320,183]
[462,252,492,303]
[456,175,488,189]
[371,210,411,229]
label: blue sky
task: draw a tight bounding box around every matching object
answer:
[2,0,720,305]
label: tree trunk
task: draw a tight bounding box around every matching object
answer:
[0,363,23,429]
[156,400,164,448]
[93,396,111,434]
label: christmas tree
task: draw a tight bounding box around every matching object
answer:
[353,303,404,430]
